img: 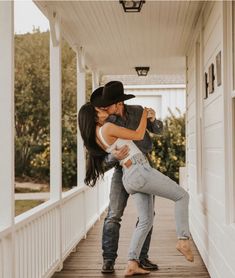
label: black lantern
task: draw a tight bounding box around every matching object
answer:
[135,67,150,76]
[119,0,145,13]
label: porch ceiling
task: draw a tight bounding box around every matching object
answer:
[34,0,203,77]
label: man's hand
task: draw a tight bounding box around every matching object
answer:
[147,108,156,122]
[112,145,130,161]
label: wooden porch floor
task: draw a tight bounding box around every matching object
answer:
[53,197,210,278]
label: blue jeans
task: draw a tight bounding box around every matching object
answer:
[128,192,155,261]
[102,166,154,262]
[122,153,190,260]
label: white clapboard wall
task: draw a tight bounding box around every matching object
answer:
[186,1,235,278]
[124,84,186,120]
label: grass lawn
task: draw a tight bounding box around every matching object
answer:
[15,185,75,216]
[15,200,44,216]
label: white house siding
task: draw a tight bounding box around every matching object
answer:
[124,85,186,120]
[187,2,235,278]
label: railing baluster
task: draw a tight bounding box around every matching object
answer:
[35,220,39,278]
[0,240,3,278]
[1,171,111,278]
[45,213,48,271]
[31,222,35,278]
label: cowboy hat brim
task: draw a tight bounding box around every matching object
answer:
[92,93,135,107]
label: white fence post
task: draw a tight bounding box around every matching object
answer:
[49,12,63,271]
[76,49,87,238]
[92,71,100,91]
[49,14,62,201]
[91,71,102,219]
[0,1,15,277]
[76,49,86,187]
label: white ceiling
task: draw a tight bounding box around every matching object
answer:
[34,0,203,78]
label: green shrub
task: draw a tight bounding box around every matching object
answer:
[15,30,79,187]
[150,109,185,183]
[61,114,77,187]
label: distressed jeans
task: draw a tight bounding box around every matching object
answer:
[122,153,190,261]
[102,166,154,262]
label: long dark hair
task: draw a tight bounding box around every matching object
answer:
[78,103,107,187]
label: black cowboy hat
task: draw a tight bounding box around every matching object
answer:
[90,86,104,107]
[90,81,135,107]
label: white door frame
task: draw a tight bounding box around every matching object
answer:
[223,0,235,225]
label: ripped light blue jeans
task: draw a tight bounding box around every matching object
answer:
[122,153,190,261]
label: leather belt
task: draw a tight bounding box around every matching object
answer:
[122,154,148,169]
[123,159,132,169]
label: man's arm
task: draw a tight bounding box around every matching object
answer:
[146,108,163,134]
[104,145,130,170]
[147,119,163,134]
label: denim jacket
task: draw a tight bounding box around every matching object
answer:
[105,104,163,168]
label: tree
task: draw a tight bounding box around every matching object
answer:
[15,30,50,179]
[15,30,91,187]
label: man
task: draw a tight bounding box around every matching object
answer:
[90,81,163,273]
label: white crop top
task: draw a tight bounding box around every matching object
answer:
[98,126,141,165]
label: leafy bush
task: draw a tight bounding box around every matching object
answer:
[150,109,185,183]
[15,30,50,181]
[62,115,77,187]
[15,30,80,187]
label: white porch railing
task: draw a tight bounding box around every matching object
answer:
[0,170,113,278]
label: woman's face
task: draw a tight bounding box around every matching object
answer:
[95,107,109,124]
[105,104,118,115]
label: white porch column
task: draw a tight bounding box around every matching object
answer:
[77,50,86,187]
[92,71,100,91]
[49,15,62,200]
[0,1,15,277]
[49,13,63,271]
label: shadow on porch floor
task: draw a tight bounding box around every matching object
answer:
[53,197,210,278]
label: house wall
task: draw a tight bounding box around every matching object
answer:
[124,85,186,119]
[186,2,235,277]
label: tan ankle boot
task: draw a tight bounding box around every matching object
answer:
[176,239,194,262]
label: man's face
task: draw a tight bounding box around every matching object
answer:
[105,104,118,115]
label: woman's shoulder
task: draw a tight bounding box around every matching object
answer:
[103,122,115,129]
[102,122,121,136]
[102,122,117,133]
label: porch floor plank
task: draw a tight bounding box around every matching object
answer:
[53,197,210,278]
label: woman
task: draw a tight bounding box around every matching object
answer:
[78,103,194,276]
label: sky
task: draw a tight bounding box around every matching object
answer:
[14,0,49,34]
